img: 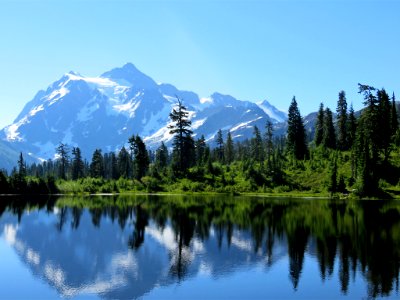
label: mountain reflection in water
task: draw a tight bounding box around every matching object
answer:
[0,195,399,299]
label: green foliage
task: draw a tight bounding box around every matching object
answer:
[57,177,119,194]
[169,97,194,175]
[225,132,234,165]
[251,126,263,162]
[129,134,150,180]
[314,103,324,146]
[336,91,348,150]
[8,84,400,199]
[56,143,69,180]
[287,96,308,160]
[71,147,84,180]
[322,107,336,149]
[90,149,104,178]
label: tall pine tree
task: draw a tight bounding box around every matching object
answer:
[71,147,84,180]
[129,135,150,180]
[322,107,336,149]
[336,91,348,150]
[265,120,274,171]
[155,142,169,171]
[287,97,307,160]
[118,147,131,178]
[391,93,398,138]
[56,143,69,180]
[168,97,193,174]
[251,126,263,162]
[90,149,104,178]
[225,131,234,165]
[17,152,26,177]
[314,103,324,146]
[347,104,357,149]
[195,135,207,166]
[377,89,392,160]
[216,129,225,163]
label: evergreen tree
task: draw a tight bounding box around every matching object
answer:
[328,154,338,195]
[347,104,357,149]
[118,147,130,178]
[391,93,398,137]
[225,131,234,165]
[110,152,119,180]
[90,149,104,178]
[265,120,274,170]
[251,126,263,162]
[182,134,195,169]
[17,152,26,177]
[287,97,307,159]
[216,129,224,163]
[0,170,9,193]
[155,142,169,171]
[314,103,324,146]
[377,88,392,160]
[195,135,207,166]
[336,91,348,150]
[355,84,380,195]
[322,108,336,149]
[129,135,150,180]
[168,97,193,174]
[56,143,69,180]
[71,147,84,180]
[354,120,375,195]
[358,83,379,162]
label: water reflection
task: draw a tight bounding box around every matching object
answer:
[0,195,400,299]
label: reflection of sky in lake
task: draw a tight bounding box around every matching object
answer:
[0,197,399,299]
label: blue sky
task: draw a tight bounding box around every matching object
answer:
[0,0,399,128]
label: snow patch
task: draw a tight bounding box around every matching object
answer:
[230,117,263,132]
[47,87,69,106]
[5,123,23,141]
[200,97,213,104]
[162,95,178,103]
[29,105,44,117]
[144,125,174,147]
[113,100,141,118]
[257,101,287,123]
[77,98,100,122]
[141,102,171,136]
[192,118,207,130]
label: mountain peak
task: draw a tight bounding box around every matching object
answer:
[0,62,289,170]
[66,71,81,77]
[121,62,137,71]
[100,63,156,88]
[257,99,287,122]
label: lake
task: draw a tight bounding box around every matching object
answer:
[0,195,399,299]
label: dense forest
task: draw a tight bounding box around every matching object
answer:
[1,84,400,198]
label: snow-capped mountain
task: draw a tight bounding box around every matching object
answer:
[257,100,287,123]
[0,63,287,165]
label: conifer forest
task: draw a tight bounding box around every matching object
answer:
[1,84,400,199]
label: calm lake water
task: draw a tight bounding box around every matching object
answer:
[0,195,399,299]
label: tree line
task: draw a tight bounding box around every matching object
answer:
[0,85,399,197]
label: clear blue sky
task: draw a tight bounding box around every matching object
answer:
[0,0,399,128]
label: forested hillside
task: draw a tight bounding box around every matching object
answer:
[1,84,399,198]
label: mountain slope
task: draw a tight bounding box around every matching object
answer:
[0,63,287,168]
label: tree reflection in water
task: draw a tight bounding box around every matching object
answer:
[1,195,400,298]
